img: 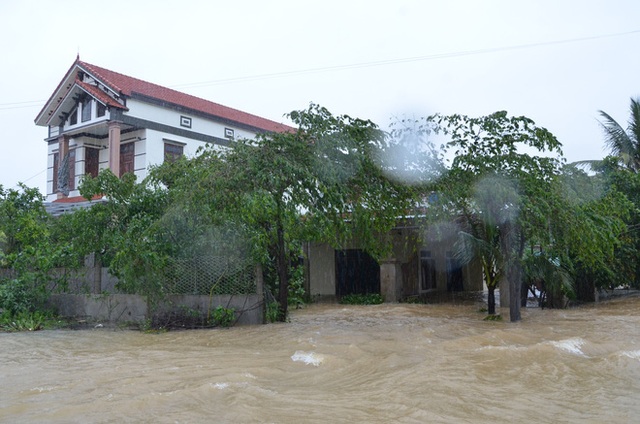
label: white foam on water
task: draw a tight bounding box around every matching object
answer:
[211,382,230,390]
[549,338,586,356]
[291,350,324,366]
[619,350,640,359]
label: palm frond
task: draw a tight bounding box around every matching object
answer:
[598,109,634,161]
[566,160,602,172]
[628,98,640,155]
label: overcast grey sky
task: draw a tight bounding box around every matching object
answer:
[1,0,639,195]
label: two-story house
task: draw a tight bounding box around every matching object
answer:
[35,57,292,202]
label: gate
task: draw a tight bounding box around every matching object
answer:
[335,249,380,296]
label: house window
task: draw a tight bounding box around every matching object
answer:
[81,98,92,122]
[119,143,135,177]
[164,143,184,163]
[96,102,106,117]
[85,147,100,178]
[69,108,78,126]
[420,250,436,291]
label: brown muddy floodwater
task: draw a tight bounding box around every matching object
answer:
[2,297,640,423]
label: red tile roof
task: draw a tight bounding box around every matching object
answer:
[77,61,294,133]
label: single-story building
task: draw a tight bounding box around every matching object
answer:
[304,222,483,302]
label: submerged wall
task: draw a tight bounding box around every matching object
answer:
[41,260,265,325]
[47,293,264,326]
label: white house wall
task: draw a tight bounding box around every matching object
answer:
[308,242,336,297]
[145,129,206,165]
[126,99,258,142]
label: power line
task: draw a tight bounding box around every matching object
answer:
[9,169,46,190]
[2,28,639,110]
[171,29,640,89]
[0,102,45,111]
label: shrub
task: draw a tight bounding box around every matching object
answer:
[0,275,48,315]
[0,310,46,332]
[288,266,306,308]
[265,301,279,323]
[211,306,235,327]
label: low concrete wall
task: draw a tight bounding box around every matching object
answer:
[48,293,264,326]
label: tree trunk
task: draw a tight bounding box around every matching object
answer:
[508,260,522,322]
[520,281,528,307]
[487,285,496,315]
[500,220,521,322]
[275,203,289,322]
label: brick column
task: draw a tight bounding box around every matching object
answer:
[108,121,121,176]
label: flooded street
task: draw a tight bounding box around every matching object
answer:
[2,297,640,423]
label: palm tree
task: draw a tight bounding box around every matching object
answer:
[598,97,640,172]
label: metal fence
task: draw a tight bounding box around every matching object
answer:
[164,256,256,295]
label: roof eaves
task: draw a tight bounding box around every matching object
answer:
[35,57,81,125]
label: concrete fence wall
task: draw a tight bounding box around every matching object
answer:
[2,261,266,326]
[47,293,265,326]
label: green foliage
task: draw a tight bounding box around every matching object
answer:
[288,265,306,308]
[400,112,565,319]
[78,170,173,306]
[265,301,279,323]
[0,310,47,332]
[598,97,640,172]
[552,165,633,296]
[152,104,412,322]
[340,293,384,305]
[522,251,575,307]
[483,314,502,321]
[0,277,49,315]
[210,306,235,327]
[0,184,68,315]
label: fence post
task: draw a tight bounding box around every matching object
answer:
[255,263,264,296]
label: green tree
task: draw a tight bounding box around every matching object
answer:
[397,111,565,320]
[155,104,412,321]
[599,98,640,172]
[0,185,60,314]
[78,170,172,306]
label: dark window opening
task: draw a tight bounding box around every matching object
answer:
[420,250,436,291]
[81,99,92,122]
[96,102,106,117]
[85,147,99,178]
[164,143,184,163]
[69,108,78,125]
[446,251,464,292]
